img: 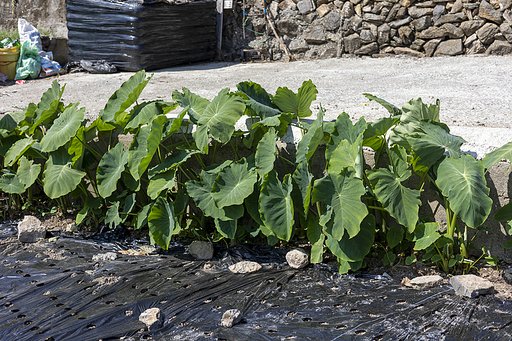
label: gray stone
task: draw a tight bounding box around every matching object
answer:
[412,15,432,31]
[139,308,163,330]
[504,268,512,282]
[434,12,467,26]
[409,275,443,288]
[364,22,379,37]
[18,215,45,243]
[396,6,408,18]
[479,1,503,24]
[385,3,401,22]
[433,4,445,22]
[269,1,279,18]
[467,39,487,54]
[486,39,512,54]
[464,33,478,47]
[377,23,391,44]
[360,29,377,43]
[304,25,328,43]
[498,0,512,11]
[355,42,380,54]
[341,1,355,17]
[188,240,214,260]
[388,17,413,28]
[363,13,387,24]
[398,26,414,45]
[450,0,463,13]
[344,33,363,53]
[394,46,425,56]
[463,3,479,10]
[399,0,415,8]
[286,248,310,269]
[221,309,243,328]
[408,6,434,19]
[279,0,297,11]
[434,39,464,55]
[92,252,118,262]
[441,23,464,38]
[333,0,344,9]
[500,23,512,43]
[410,38,426,50]
[460,20,485,37]
[350,0,362,5]
[505,10,512,24]
[277,18,300,36]
[297,0,315,14]
[321,10,341,31]
[477,23,500,45]
[289,36,310,52]
[450,275,494,298]
[229,261,262,273]
[304,12,318,24]
[317,3,332,17]
[344,16,363,33]
[423,38,441,56]
[416,26,449,39]
[416,1,435,8]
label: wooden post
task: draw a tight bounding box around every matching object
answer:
[216,0,224,60]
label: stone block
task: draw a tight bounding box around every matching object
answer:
[341,1,355,17]
[450,275,494,298]
[433,4,445,22]
[486,39,512,54]
[424,38,442,56]
[416,26,449,39]
[460,19,485,37]
[388,17,413,28]
[408,6,434,19]
[321,10,341,31]
[410,275,443,288]
[18,215,45,243]
[477,22,500,45]
[139,308,163,331]
[317,3,332,17]
[188,240,214,260]
[378,23,391,44]
[500,23,512,43]
[434,12,467,26]
[344,33,363,53]
[434,38,463,56]
[298,0,315,14]
[394,46,426,56]
[304,25,328,43]
[466,39,487,54]
[279,0,297,11]
[412,15,433,31]
[398,26,414,45]
[289,37,310,52]
[355,42,380,54]
[441,23,464,38]
[479,0,503,24]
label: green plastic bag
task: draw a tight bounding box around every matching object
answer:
[15,40,41,80]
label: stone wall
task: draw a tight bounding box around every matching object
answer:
[223,0,512,60]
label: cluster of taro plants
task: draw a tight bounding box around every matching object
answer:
[0,70,509,273]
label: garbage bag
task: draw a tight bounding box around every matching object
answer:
[80,60,117,74]
[15,41,41,80]
[18,18,42,52]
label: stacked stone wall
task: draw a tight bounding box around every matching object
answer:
[222,0,512,60]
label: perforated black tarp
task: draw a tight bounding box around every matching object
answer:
[1,223,512,341]
[66,0,217,71]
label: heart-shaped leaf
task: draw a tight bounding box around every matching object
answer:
[172,87,210,124]
[325,214,375,262]
[97,142,129,198]
[148,196,175,250]
[17,156,41,189]
[273,80,317,118]
[255,128,277,177]
[296,108,325,164]
[40,103,85,153]
[237,81,281,119]
[43,148,85,199]
[4,137,35,167]
[482,141,512,172]
[212,158,258,208]
[412,222,441,250]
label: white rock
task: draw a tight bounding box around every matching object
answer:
[18,215,45,243]
[286,248,310,269]
[228,261,262,274]
[92,252,118,262]
[450,274,494,298]
[188,240,214,260]
[139,307,163,330]
[409,275,443,288]
[221,309,242,327]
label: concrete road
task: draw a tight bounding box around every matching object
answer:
[1,55,511,157]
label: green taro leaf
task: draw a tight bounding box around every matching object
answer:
[245,183,264,226]
[17,156,41,189]
[255,128,277,177]
[412,222,441,250]
[312,169,367,239]
[327,136,362,174]
[97,142,129,198]
[296,108,325,164]
[163,108,188,139]
[172,87,210,124]
[0,173,25,194]
[137,115,167,177]
[237,81,281,119]
[127,125,150,180]
[212,158,258,208]
[307,214,325,263]
[363,117,397,151]
[495,201,512,222]
[105,202,122,229]
[0,113,19,137]
[4,137,36,167]
[387,226,404,249]
[43,148,86,199]
[325,214,376,262]
[136,204,152,230]
[40,103,85,153]
[368,167,421,233]
[31,80,65,133]
[504,240,512,249]
[121,193,137,223]
[436,155,492,228]
[148,196,174,250]
[215,218,238,239]
[291,161,314,218]
[68,126,86,167]
[326,113,366,163]
[273,80,317,118]
[193,124,209,153]
[148,150,200,179]
[401,98,440,124]
[363,93,402,116]
[100,71,150,122]
[259,171,294,241]
[125,101,162,130]
[482,141,512,172]
[186,171,244,221]
[197,88,246,144]
[147,169,176,200]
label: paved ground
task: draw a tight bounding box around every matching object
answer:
[1,55,511,157]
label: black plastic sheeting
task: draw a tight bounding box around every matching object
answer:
[66,0,217,71]
[1,223,512,341]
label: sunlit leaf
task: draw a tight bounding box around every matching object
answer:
[40,103,85,152]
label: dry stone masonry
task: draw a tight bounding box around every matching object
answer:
[224,0,512,59]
